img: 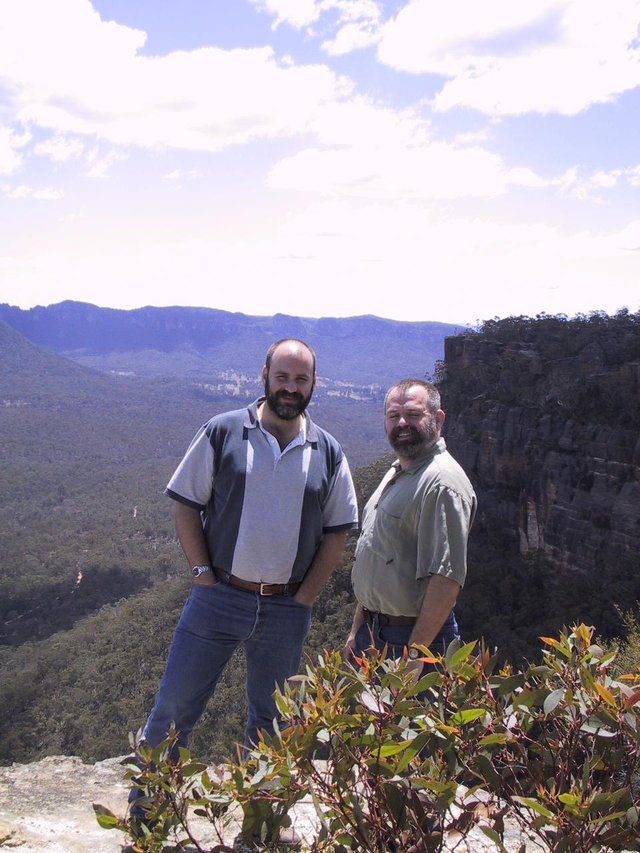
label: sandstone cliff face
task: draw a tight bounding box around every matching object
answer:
[442,318,640,573]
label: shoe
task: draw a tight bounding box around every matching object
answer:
[232,827,302,851]
[405,814,444,853]
[233,836,257,853]
[128,789,159,839]
[278,827,302,848]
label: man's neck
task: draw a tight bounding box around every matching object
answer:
[258,401,303,450]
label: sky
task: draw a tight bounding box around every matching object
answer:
[0,0,639,325]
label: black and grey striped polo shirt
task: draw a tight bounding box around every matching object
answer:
[166,398,358,584]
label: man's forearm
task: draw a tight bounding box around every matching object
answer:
[174,502,210,569]
[347,601,365,640]
[294,530,349,606]
[409,573,460,649]
[342,601,366,662]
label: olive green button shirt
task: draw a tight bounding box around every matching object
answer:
[352,438,476,617]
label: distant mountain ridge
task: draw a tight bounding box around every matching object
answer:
[0,301,464,384]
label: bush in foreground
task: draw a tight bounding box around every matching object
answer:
[95,624,640,852]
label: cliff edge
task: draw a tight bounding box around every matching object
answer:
[443,313,640,572]
[0,755,541,852]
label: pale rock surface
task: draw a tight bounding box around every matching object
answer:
[0,755,542,852]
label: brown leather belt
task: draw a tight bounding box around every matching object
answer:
[213,567,301,597]
[362,607,416,626]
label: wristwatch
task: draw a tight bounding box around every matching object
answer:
[407,647,421,660]
[192,565,211,578]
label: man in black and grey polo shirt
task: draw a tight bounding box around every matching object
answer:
[138,338,358,763]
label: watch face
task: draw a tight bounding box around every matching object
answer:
[408,647,420,660]
[192,565,209,577]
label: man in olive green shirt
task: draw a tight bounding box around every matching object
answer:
[344,378,476,679]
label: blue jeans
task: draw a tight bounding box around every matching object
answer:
[354,610,459,672]
[141,581,312,752]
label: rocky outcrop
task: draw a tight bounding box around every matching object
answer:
[442,316,640,572]
[0,756,128,853]
[0,755,541,852]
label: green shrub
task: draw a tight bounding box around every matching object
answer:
[611,610,640,678]
[95,625,640,852]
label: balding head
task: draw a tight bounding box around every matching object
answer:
[384,378,440,415]
[264,339,316,376]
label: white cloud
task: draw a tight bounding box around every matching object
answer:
[4,183,63,199]
[0,127,25,175]
[268,96,550,200]
[311,97,427,148]
[628,165,640,187]
[614,220,640,250]
[452,129,491,146]
[377,0,640,116]
[251,0,381,35]
[0,0,349,152]
[321,21,381,55]
[4,201,637,323]
[267,203,640,319]
[379,0,559,76]
[590,170,622,189]
[506,167,551,188]
[163,169,201,181]
[32,187,65,200]
[556,166,626,200]
[34,133,85,162]
[268,142,519,199]
[85,147,127,177]
[251,0,384,57]
[251,0,321,29]
[4,184,31,199]
[1,0,636,326]
[555,166,579,191]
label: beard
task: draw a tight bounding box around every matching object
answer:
[388,422,438,458]
[264,376,313,421]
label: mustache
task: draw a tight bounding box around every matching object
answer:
[275,390,304,401]
[391,425,421,441]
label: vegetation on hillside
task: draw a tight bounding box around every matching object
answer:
[1,311,639,768]
[450,308,640,426]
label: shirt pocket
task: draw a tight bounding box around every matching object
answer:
[369,504,407,564]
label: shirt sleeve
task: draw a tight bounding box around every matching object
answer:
[165,424,215,510]
[321,455,359,532]
[416,486,475,586]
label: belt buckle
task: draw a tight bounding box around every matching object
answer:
[259,582,274,596]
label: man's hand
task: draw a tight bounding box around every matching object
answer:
[293,530,349,608]
[193,572,217,587]
[292,589,315,607]
[408,574,460,650]
[343,603,366,664]
[404,657,424,683]
[342,634,357,664]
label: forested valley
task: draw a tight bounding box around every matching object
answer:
[1,309,639,766]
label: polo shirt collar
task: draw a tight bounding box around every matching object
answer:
[244,397,318,444]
